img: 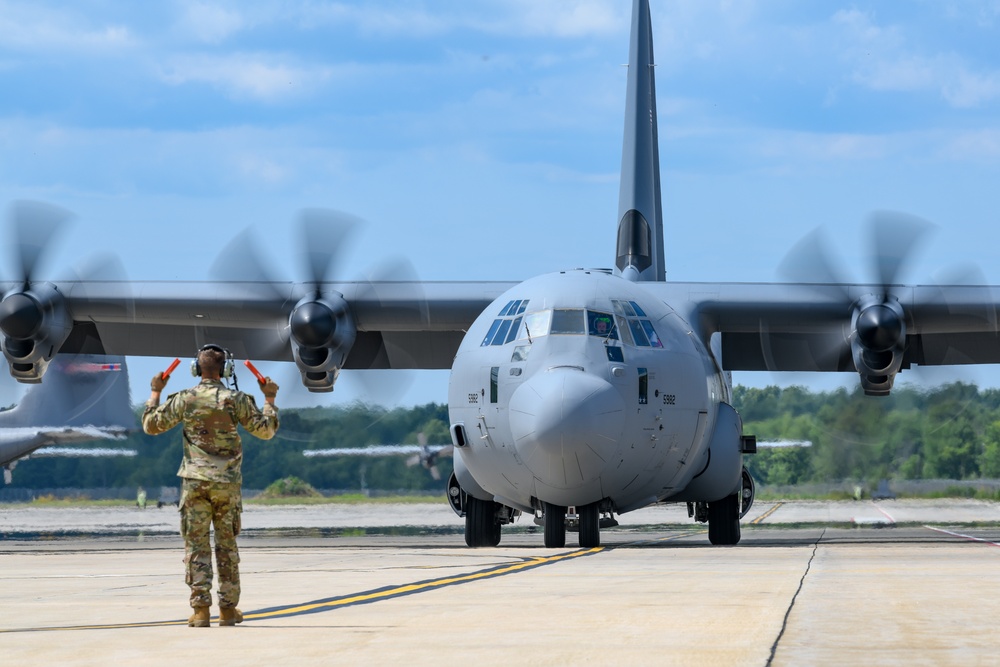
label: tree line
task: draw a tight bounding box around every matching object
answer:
[8,402,453,493]
[8,382,1000,492]
[735,383,1000,486]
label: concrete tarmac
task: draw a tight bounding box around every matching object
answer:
[2,500,999,666]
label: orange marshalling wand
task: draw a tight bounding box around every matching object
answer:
[244,359,266,384]
[161,358,181,379]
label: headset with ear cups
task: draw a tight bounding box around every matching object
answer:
[191,344,235,378]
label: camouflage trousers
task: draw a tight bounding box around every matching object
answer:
[179,479,242,609]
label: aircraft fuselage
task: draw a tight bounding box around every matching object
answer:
[448,269,730,517]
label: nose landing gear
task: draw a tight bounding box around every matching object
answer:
[542,502,566,548]
[537,500,610,548]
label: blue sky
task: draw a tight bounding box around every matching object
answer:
[1,0,1000,407]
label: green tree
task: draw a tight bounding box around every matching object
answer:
[977,421,1000,478]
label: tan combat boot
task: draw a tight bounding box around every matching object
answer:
[188,606,211,627]
[219,607,243,626]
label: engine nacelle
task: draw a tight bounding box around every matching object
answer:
[288,291,356,392]
[0,283,73,383]
[851,297,906,396]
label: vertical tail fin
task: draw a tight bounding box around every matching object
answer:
[616,0,665,283]
[0,355,134,429]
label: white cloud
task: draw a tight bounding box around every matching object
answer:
[831,8,1000,108]
[942,129,1000,159]
[942,68,1000,108]
[294,3,450,38]
[176,1,245,44]
[0,2,135,53]
[496,0,625,38]
[853,52,1000,108]
[292,1,624,39]
[235,154,289,184]
[159,53,334,101]
[0,118,348,198]
[757,131,890,162]
[831,8,898,45]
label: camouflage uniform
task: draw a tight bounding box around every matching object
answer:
[143,379,279,610]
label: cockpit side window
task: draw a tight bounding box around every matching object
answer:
[612,299,664,349]
[616,315,634,346]
[628,319,649,346]
[504,316,523,344]
[587,311,618,340]
[640,319,663,348]
[491,319,512,346]
[481,319,502,347]
[481,299,531,346]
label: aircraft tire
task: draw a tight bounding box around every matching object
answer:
[465,496,501,547]
[578,501,600,548]
[707,492,741,545]
[543,502,566,548]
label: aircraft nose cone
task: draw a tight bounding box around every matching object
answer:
[509,368,625,489]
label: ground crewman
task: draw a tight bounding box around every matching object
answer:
[142,344,279,627]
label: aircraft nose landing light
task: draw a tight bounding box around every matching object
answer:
[508,367,625,488]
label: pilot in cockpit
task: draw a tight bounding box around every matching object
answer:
[590,313,614,337]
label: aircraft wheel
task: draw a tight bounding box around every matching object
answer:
[578,501,600,548]
[707,492,741,545]
[465,496,501,547]
[543,502,566,548]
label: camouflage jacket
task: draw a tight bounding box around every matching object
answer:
[142,379,279,484]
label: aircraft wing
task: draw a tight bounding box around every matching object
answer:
[7,274,1000,394]
[652,281,1000,371]
[0,426,131,468]
[25,426,130,446]
[303,445,453,457]
[303,444,455,481]
[31,445,136,457]
[55,279,516,369]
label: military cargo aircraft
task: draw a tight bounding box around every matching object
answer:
[2,0,999,547]
[0,355,136,484]
[305,432,454,481]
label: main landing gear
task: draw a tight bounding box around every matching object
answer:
[707,492,741,545]
[465,496,501,547]
[688,493,742,545]
[462,495,521,547]
[688,467,754,546]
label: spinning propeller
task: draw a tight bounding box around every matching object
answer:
[777,211,933,395]
[404,432,453,481]
[0,202,76,382]
[0,201,134,384]
[211,209,425,401]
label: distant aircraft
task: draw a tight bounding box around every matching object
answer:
[0,355,136,484]
[4,0,1000,548]
[305,433,454,480]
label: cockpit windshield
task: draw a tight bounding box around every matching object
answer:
[551,309,586,334]
[481,301,660,348]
